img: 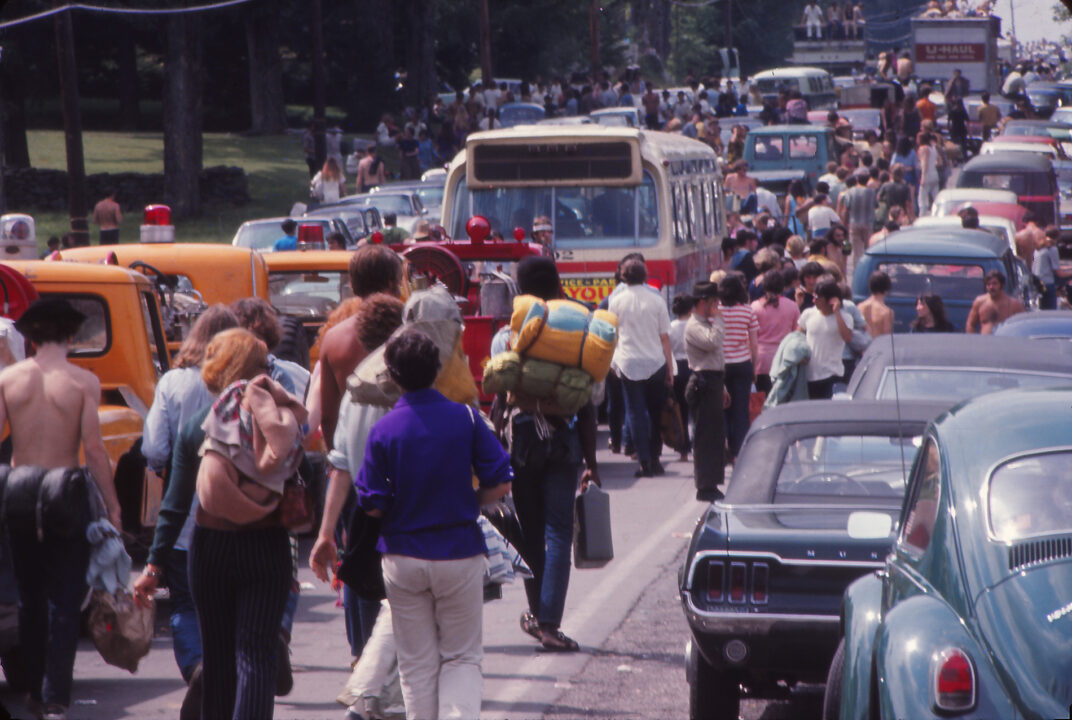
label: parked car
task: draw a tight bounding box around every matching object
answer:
[742,125,836,194]
[497,102,546,128]
[303,205,382,246]
[750,67,837,110]
[680,399,951,720]
[911,214,1018,254]
[992,309,1072,338]
[589,106,644,128]
[929,187,1019,216]
[231,216,341,252]
[844,334,1072,401]
[955,151,1059,228]
[807,108,883,140]
[1025,85,1061,118]
[851,227,1034,331]
[825,388,1072,720]
[372,180,445,220]
[320,190,426,234]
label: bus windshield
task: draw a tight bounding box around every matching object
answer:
[449,172,659,249]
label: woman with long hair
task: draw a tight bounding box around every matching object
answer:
[910,291,955,332]
[751,269,800,394]
[718,273,759,463]
[784,179,808,237]
[311,156,346,204]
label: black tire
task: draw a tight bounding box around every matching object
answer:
[689,641,740,720]
[822,638,846,720]
[274,316,311,371]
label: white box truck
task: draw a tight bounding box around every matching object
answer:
[911,14,1002,94]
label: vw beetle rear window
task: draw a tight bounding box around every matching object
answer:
[989,451,1072,542]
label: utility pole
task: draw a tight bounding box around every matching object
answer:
[311,0,326,168]
[54,6,89,246]
[479,0,493,84]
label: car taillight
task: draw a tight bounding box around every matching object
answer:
[751,563,769,604]
[934,647,976,713]
[729,562,747,603]
[706,562,724,602]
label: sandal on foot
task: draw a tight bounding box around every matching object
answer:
[539,628,580,652]
[519,611,541,640]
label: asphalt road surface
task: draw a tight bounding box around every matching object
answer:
[0,433,823,719]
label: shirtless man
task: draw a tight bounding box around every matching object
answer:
[857,270,894,337]
[0,298,121,719]
[91,189,122,246]
[317,245,404,451]
[724,160,757,210]
[966,269,1025,334]
[1014,212,1046,269]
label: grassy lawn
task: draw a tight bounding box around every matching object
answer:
[27,130,328,247]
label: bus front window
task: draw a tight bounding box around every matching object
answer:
[450,173,658,248]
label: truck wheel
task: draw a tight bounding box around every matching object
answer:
[274,316,311,370]
[822,638,845,720]
[689,641,740,720]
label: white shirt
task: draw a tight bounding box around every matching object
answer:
[808,205,842,233]
[608,283,671,381]
[799,307,852,381]
[328,397,390,477]
[756,187,783,221]
[804,4,824,23]
[669,317,689,361]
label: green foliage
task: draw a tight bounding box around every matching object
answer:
[1055,2,1072,22]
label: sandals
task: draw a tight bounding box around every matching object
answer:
[538,627,580,652]
[519,611,541,640]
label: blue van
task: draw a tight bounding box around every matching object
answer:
[852,228,1034,332]
[742,125,836,194]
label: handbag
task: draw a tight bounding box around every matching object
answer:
[87,590,154,673]
[279,474,314,534]
[660,393,687,453]
[336,505,386,602]
[574,483,613,569]
[749,391,767,422]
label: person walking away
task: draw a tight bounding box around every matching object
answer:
[311,157,346,206]
[724,161,758,215]
[838,172,876,276]
[1014,212,1046,270]
[397,128,420,183]
[1033,226,1072,310]
[966,270,1025,333]
[381,213,410,245]
[751,269,800,394]
[187,328,305,720]
[669,294,694,462]
[0,299,122,720]
[877,164,913,225]
[642,82,662,130]
[273,219,299,252]
[608,257,674,477]
[916,132,940,217]
[797,278,853,399]
[92,189,122,246]
[684,281,726,501]
[947,68,970,102]
[978,91,1001,141]
[355,147,387,195]
[717,274,759,463]
[857,270,894,336]
[356,329,512,719]
[802,1,824,38]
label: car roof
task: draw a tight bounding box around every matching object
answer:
[912,215,1014,231]
[935,188,1019,204]
[1003,119,1072,129]
[864,227,1009,258]
[749,124,832,135]
[856,334,1072,372]
[749,398,951,432]
[499,102,544,111]
[753,67,830,78]
[961,151,1054,173]
[992,309,1072,338]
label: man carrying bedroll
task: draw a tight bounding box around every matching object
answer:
[0,298,121,720]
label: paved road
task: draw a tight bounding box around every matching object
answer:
[0,434,819,719]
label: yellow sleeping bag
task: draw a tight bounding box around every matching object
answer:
[510,295,617,382]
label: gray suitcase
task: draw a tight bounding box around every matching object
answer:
[574,484,613,568]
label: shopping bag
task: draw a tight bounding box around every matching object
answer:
[87,590,154,673]
[749,391,767,423]
[574,484,613,569]
[660,393,687,453]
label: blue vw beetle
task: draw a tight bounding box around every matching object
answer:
[825,388,1072,720]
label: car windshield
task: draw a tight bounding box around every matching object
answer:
[876,368,1072,401]
[989,451,1072,542]
[268,271,353,319]
[878,261,984,299]
[961,171,1053,196]
[359,194,417,217]
[234,222,297,251]
[415,185,444,210]
[774,434,919,501]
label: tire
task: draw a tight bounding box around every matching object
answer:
[274,316,311,370]
[689,641,740,720]
[822,638,846,720]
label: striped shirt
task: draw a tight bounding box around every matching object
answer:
[721,304,759,365]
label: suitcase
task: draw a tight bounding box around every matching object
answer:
[574,484,613,569]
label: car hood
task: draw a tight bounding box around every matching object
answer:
[973,558,1072,717]
[722,505,897,564]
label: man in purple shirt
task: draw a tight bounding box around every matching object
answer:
[356,329,512,719]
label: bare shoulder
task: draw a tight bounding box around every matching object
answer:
[68,363,102,394]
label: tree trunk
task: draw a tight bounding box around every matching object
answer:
[590,0,601,78]
[1,40,30,170]
[348,0,394,129]
[245,1,287,134]
[117,20,140,131]
[311,0,326,166]
[163,12,203,219]
[478,0,493,84]
[55,9,90,246]
[405,0,436,108]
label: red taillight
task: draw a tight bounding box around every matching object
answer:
[729,562,746,603]
[751,563,769,604]
[706,562,724,602]
[934,647,975,712]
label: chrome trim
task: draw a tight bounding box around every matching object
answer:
[250,250,259,297]
[877,367,1072,400]
[683,594,839,626]
[685,549,885,590]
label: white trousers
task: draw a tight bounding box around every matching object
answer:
[382,554,485,720]
[806,20,822,38]
[918,181,939,216]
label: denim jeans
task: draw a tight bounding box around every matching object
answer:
[166,550,202,682]
[621,365,667,467]
[510,416,581,628]
[723,360,753,460]
[8,530,90,708]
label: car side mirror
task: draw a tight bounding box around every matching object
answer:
[847,511,893,540]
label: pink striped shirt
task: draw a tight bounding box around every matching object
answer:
[721,304,759,365]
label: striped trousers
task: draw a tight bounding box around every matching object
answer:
[189,525,291,720]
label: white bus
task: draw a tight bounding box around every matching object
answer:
[441,125,726,304]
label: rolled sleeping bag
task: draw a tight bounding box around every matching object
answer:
[510,295,617,382]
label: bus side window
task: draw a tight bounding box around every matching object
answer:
[688,184,701,244]
[701,180,712,238]
[638,173,658,239]
[672,183,687,246]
